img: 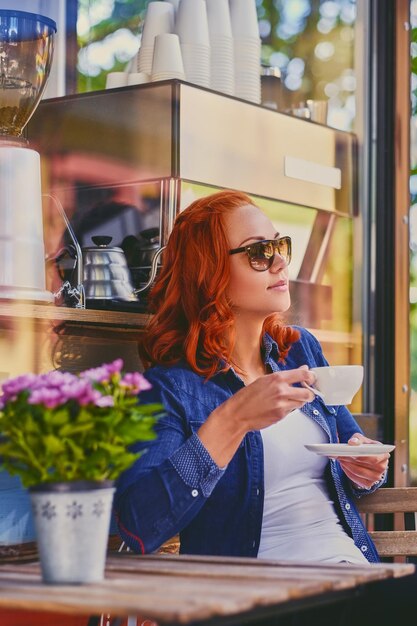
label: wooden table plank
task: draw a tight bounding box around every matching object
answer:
[123,551,415,577]
[0,572,332,619]
[0,554,413,624]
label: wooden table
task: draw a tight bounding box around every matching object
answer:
[0,553,414,625]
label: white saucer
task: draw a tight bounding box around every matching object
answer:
[304,443,395,457]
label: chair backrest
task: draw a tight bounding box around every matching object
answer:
[107,533,180,555]
[355,487,417,558]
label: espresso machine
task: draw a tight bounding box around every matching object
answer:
[0,9,56,302]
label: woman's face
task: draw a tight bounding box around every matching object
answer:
[224,204,291,318]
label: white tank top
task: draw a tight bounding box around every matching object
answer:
[258,409,367,564]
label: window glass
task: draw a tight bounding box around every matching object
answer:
[409,0,417,483]
[76,0,356,130]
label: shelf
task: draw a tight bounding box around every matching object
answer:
[0,303,360,344]
[0,302,150,330]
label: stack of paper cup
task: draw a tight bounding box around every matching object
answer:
[176,0,210,88]
[165,0,180,16]
[151,33,185,81]
[137,1,175,76]
[230,0,261,104]
[206,0,234,95]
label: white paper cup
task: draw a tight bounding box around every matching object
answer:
[141,1,175,47]
[310,365,364,406]
[151,72,185,82]
[176,0,210,46]
[305,99,328,124]
[229,0,260,39]
[127,72,150,85]
[105,72,128,89]
[137,45,154,73]
[289,106,311,119]
[206,0,233,38]
[166,0,180,15]
[152,33,185,77]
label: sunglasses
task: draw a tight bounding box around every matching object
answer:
[229,236,292,271]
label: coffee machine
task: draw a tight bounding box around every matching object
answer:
[0,9,56,302]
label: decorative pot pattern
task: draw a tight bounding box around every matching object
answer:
[30,483,115,584]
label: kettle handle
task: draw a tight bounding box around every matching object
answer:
[44,193,85,308]
[133,246,166,295]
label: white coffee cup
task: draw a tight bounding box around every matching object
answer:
[151,33,185,78]
[310,365,364,406]
[105,72,128,89]
[127,72,150,85]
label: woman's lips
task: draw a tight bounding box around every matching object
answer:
[267,280,288,291]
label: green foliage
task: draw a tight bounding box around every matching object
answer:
[0,367,164,488]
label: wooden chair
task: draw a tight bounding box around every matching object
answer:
[355,487,417,560]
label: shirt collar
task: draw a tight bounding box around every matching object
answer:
[262,333,279,364]
[214,333,279,376]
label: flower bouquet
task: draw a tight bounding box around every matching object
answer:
[0,359,163,583]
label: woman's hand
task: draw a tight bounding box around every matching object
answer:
[336,433,390,489]
[220,366,316,433]
[198,366,316,467]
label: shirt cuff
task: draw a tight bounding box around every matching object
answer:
[169,432,227,497]
[352,470,388,493]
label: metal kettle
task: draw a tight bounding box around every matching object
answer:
[83,236,138,301]
[121,227,165,294]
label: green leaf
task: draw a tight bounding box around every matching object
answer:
[0,369,164,486]
[43,435,65,454]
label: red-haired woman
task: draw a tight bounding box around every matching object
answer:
[114,190,389,565]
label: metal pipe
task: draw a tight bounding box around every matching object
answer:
[44,193,85,308]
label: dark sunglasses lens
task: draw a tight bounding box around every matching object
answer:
[248,241,274,270]
[247,238,291,271]
[277,237,291,265]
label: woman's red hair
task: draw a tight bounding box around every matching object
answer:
[140,190,300,377]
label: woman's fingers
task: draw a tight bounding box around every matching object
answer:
[339,465,379,489]
[340,431,389,486]
[338,455,389,488]
[270,367,316,387]
[348,433,381,446]
[226,366,317,433]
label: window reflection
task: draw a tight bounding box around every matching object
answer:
[76,0,356,130]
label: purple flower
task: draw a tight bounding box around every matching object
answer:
[80,359,124,383]
[120,372,152,394]
[1,373,38,403]
[95,395,114,408]
[0,360,153,414]
[60,380,101,406]
[35,371,78,390]
[28,387,67,410]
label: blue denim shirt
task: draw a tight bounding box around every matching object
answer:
[114,327,384,562]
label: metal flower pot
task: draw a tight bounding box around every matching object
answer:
[29,480,115,584]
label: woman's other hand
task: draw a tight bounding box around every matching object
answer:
[198,366,316,467]
[336,433,390,489]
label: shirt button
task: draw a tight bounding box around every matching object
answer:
[191,489,199,497]
[252,540,256,548]
[256,488,260,496]
[361,545,368,552]
[313,409,320,416]
[345,503,351,510]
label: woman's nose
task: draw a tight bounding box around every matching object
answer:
[270,252,287,271]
